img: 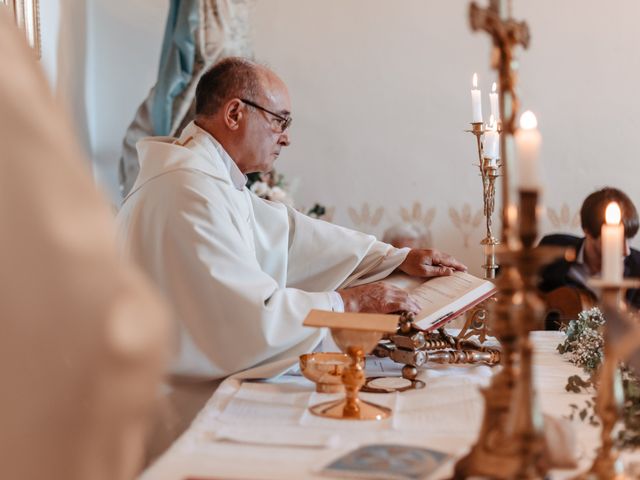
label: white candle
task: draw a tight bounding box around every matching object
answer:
[483,115,499,165]
[471,73,483,123]
[489,82,499,121]
[602,202,624,282]
[515,110,542,189]
[507,203,518,226]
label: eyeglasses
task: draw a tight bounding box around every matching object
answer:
[241,98,292,133]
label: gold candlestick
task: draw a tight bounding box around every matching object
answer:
[502,189,549,478]
[466,121,501,280]
[469,0,530,242]
[480,160,500,279]
[454,189,568,478]
[574,279,640,480]
[454,122,501,363]
[453,258,521,478]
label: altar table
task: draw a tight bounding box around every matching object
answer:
[140,332,640,479]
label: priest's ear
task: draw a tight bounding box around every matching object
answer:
[223,99,244,131]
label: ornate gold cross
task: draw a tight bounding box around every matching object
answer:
[469,0,530,240]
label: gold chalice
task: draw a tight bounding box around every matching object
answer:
[303,310,400,421]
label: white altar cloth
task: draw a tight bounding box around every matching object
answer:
[140,332,640,479]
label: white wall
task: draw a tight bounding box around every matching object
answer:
[38,0,60,88]
[88,0,167,199]
[38,0,166,199]
[249,0,640,273]
[41,0,640,274]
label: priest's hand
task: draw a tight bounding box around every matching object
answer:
[337,282,421,314]
[398,249,467,278]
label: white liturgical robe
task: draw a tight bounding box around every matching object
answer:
[118,121,408,380]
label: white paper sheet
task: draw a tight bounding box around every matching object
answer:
[217,381,311,426]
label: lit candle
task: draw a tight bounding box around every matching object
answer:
[483,115,499,165]
[507,203,518,226]
[602,202,624,282]
[471,73,483,123]
[515,110,542,189]
[489,82,499,121]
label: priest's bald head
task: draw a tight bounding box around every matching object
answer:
[195,57,292,174]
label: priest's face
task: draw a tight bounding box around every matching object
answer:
[237,70,292,174]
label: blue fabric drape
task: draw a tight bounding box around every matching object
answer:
[150,0,199,136]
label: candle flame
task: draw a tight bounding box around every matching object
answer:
[488,114,496,130]
[492,82,497,93]
[519,110,538,130]
[507,204,518,225]
[606,202,622,225]
[472,73,478,89]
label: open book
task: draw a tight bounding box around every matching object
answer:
[385,271,497,331]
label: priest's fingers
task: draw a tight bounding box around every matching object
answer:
[430,250,467,272]
[397,249,435,277]
[383,291,421,315]
[422,265,455,277]
[398,249,467,277]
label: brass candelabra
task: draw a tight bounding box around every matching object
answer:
[469,0,530,242]
[574,280,640,479]
[454,189,568,479]
[451,120,502,367]
[467,121,501,279]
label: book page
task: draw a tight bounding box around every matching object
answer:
[385,271,496,330]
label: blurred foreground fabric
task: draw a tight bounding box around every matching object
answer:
[0,7,169,480]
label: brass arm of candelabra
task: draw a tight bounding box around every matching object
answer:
[466,121,500,280]
[452,122,502,364]
[574,279,640,480]
[454,189,567,479]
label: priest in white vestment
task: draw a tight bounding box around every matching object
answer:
[117,57,465,383]
[0,8,169,480]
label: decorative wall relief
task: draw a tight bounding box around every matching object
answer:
[348,203,385,231]
[399,202,436,246]
[449,203,483,248]
[1,0,40,57]
[547,203,581,230]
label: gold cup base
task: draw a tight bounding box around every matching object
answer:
[309,398,391,421]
